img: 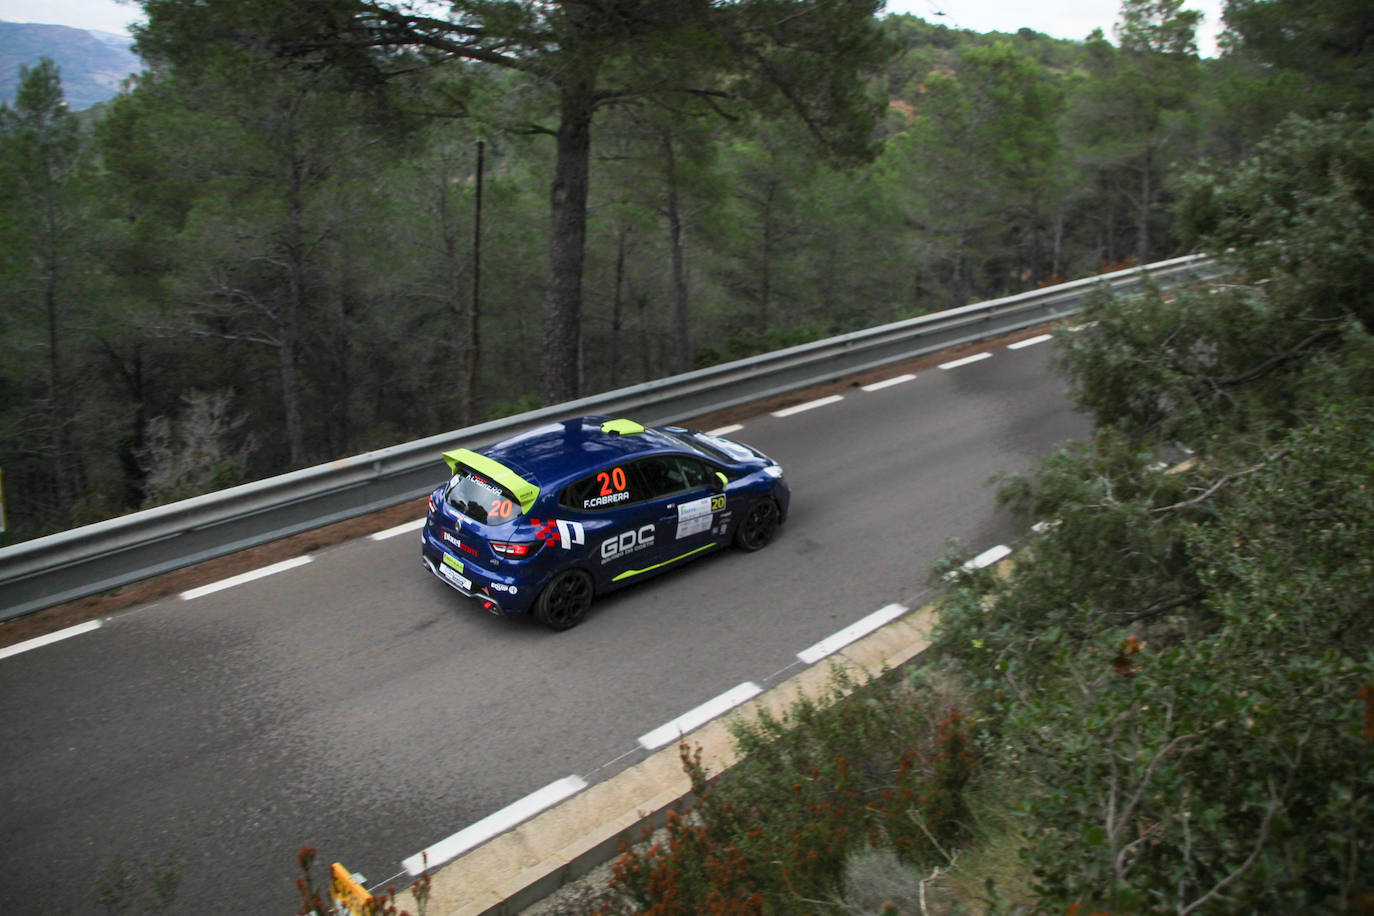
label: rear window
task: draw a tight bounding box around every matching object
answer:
[446,470,523,524]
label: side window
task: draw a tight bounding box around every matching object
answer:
[633,455,711,500]
[560,464,638,511]
[673,456,712,490]
[633,456,678,499]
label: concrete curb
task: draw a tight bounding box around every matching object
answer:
[394,605,939,916]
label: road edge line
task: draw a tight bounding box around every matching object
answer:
[395,601,940,916]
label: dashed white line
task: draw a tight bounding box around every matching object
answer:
[861,374,916,392]
[771,395,844,418]
[1008,334,1053,350]
[638,682,762,750]
[371,518,426,540]
[939,353,993,370]
[707,424,744,436]
[0,619,103,661]
[797,603,909,665]
[179,556,314,600]
[965,544,1012,569]
[401,775,588,875]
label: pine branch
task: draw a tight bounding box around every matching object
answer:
[1150,449,1289,515]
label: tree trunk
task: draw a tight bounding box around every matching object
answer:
[281,151,307,467]
[611,226,626,388]
[467,139,484,424]
[662,130,690,373]
[437,159,470,427]
[1138,146,1153,263]
[40,143,79,511]
[759,183,774,334]
[540,77,597,406]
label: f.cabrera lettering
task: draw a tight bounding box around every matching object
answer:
[583,489,631,509]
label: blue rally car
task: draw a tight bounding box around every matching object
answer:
[421,416,789,629]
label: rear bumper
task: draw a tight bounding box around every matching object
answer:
[420,544,526,616]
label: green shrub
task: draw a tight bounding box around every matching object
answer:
[611,671,978,914]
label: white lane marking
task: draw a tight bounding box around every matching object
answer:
[966,544,1012,569]
[0,619,103,662]
[861,374,916,392]
[771,395,844,418]
[943,543,1014,582]
[401,775,588,875]
[179,556,314,600]
[1008,334,1053,350]
[797,603,909,665]
[638,682,762,750]
[371,518,426,540]
[939,353,993,370]
[707,424,744,436]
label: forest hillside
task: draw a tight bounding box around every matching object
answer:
[1,0,1364,548]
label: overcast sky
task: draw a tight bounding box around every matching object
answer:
[0,0,1226,56]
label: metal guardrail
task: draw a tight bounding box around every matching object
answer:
[0,254,1219,621]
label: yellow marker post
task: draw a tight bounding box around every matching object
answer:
[330,863,372,916]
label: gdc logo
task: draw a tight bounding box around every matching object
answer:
[600,524,655,562]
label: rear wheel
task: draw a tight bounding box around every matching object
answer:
[734,499,780,551]
[533,569,594,630]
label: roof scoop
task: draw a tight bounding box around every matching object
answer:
[600,419,645,436]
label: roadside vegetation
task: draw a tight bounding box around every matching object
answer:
[591,60,1374,916]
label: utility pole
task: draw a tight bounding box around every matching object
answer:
[468,140,484,423]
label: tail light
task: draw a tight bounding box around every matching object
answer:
[491,540,542,559]
[427,496,436,514]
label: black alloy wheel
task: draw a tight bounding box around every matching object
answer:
[734,499,780,551]
[534,569,594,630]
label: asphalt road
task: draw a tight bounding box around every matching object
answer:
[0,333,1088,914]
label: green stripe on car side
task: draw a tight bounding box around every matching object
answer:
[611,543,717,582]
[441,448,541,514]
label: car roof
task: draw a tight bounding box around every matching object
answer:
[481,416,691,490]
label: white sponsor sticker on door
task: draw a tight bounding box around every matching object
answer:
[676,496,714,539]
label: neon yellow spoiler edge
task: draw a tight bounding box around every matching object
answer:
[442,448,541,514]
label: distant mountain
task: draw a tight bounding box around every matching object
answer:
[1,20,143,110]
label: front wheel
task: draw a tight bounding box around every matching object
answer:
[734,499,780,551]
[533,569,594,630]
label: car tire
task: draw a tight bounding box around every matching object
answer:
[533,569,594,630]
[734,498,780,551]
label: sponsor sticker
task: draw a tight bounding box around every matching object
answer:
[531,519,585,549]
[601,524,656,563]
[439,563,471,591]
[676,496,714,539]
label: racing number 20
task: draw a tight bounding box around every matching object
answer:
[597,467,628,497]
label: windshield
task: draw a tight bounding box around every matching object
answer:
[664,429,756,465]
[445,470,522,525]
